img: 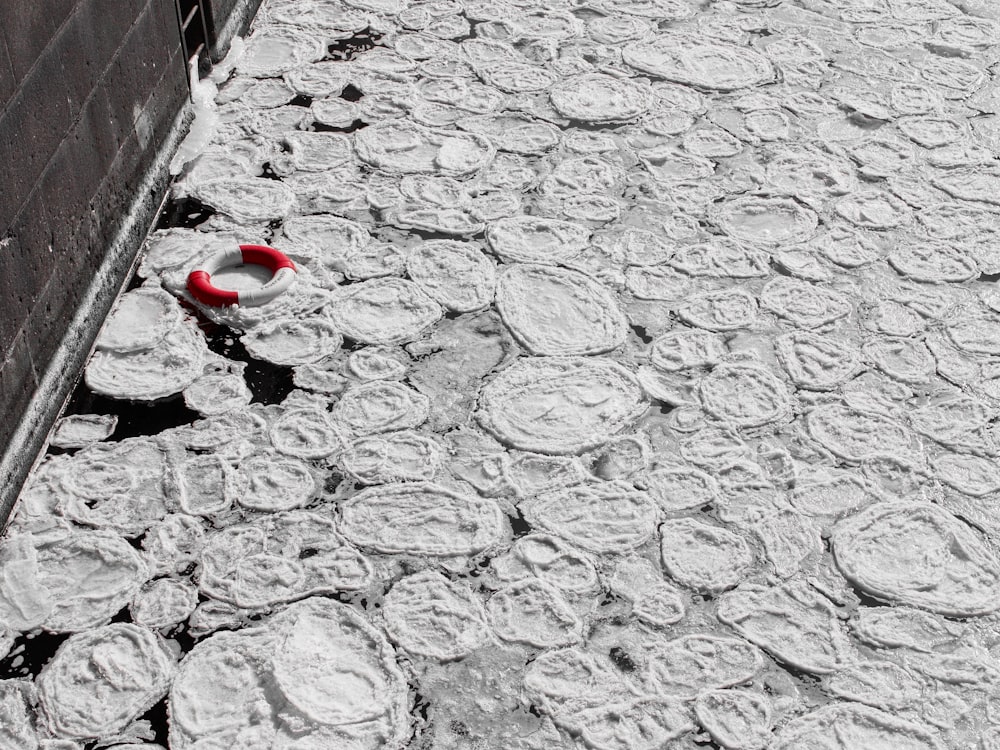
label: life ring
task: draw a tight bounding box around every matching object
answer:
[187,245,296,307]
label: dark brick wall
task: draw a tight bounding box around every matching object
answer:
[0,0,261,526]
[1,0,189,439]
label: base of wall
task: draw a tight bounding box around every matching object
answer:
[211,0,262,61]
[0,104,194,531]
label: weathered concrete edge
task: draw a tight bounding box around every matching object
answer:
[211,0,263,61]
[0,103,195,532]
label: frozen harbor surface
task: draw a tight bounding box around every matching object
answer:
[7,0,1000,747]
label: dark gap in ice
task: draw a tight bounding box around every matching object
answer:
[769,259,794,278]
[136,696,170,747]
[59,383,199,445]
[443,310,463,320]
[327,29,383,62]
[0,630,68,679]
[407,227,486,241]
[979,272,1000,282]
[608,645,637,672]
[653,400,675,415]
[631,324,652,343]
[692,738,724,749]
[155,197,216,230]
[311,119,369,133]
[110,605,133,624]
[289,94,313,107]
[526,703,543,718]
[340,83,364,102]
[202,323,296,405]
[259,162,282,180]
[509,508,532,538]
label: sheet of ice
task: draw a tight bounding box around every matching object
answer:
[9,0,1000,746]
[37,624,175,739]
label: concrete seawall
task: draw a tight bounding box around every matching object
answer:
[0,0,261,523]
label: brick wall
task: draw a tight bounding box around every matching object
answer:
[0,0,256,523]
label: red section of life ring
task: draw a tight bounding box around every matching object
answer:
[187,245,297,308]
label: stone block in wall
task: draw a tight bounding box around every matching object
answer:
[0,0,76,85]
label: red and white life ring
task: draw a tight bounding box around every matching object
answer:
[187,244,296,307]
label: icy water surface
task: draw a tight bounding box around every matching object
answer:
[6,0,1000,747]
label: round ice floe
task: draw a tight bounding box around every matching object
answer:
[642,466,721,512]
[49,413,117,449]
[625,265,692,300]
[85,319,206,401]
[623,34,774,91]
[0,680,36,749]
[338,482,504,556]
[864,337,935,384]
[649,329,726,372]
[341,430,442,484]
[776,331,862,390]
[348,347,407,381]
[580,698,694,750]
[669,240,769,279]
[176,453,235,516]
[269,408,344,458]
[183,368,252,416]
[486,579,582,648]
[678,288,758,331]
[647,634,764,699]
[834,190,912,229]
[496,264,627,356]
[851,605,964,652]
[129,578,198,629]
[190,178,296,224]
[235,452,317,511]
[660,518,753,593]
[0,529,147,633]
[332,380,430,435]
[807,403,911,462]
[717,581,853,674]
[238,28,326,77]
[549,73,650,123]
[37,623,174,740]
[699,363,791,428]
[519,481,659,554]
[329,278,442,345]
[609,556,686,627]
[242,317,343,365]
[95,286,181,353]
[761,275,852,329]
[169,597,410,750]
[486,216,590,265]
[280,214,370,255]
[523,647,630,733]
[932,452,1000,497]
[280,131,353,172]
[826,659,923,711]
[383,570,488,661]
[711,196,818,246]
[493,533,599,594]
[694,689,772,750]
[790,471,877,519]
[888,241,978,283]
[354,120,494,177]
[405,240,496,312]
[476,358,647,455]
[833,501,1000,616]
[773,703,943,750]
[198,511,372,607]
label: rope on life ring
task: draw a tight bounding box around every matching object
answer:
[187,245,297,307]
